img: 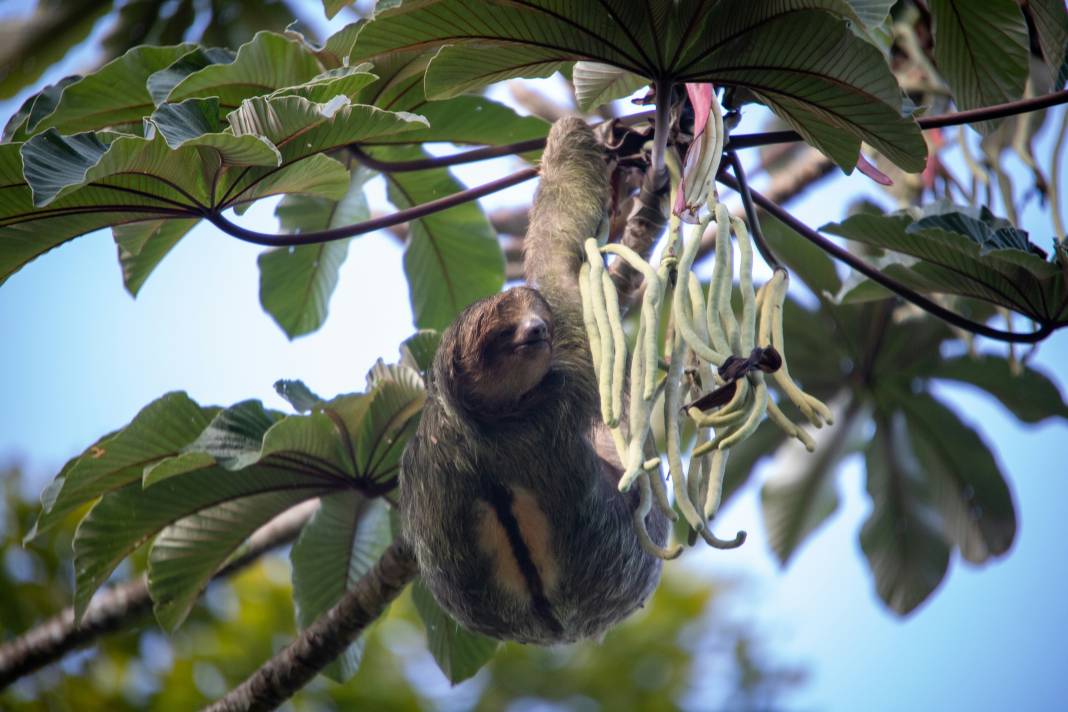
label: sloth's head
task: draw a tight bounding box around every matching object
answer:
[443,287,554,412]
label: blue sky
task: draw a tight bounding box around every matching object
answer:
[2,3,1067,710]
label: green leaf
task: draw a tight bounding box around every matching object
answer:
[182,400,285,471]
[761,400,859,564]
[30,392,216,539]
[399,330,442,376]
[1030,0,1068,89]
[0,2,108,101]
[720,419,790,506]
[274,379,325,413]
[3,76,80,143]
[113,218,199,297]
[146,46,237,105]
[846,0,897,31]
[31,43,196,135]
[269,65,378,104]
[821,212,1066,322]
[351,49,550,147]
[929,0,1030,134]
[911,202,1034,253]
[142,452,217,487]
[165,31,325,107]
[21,128,277,210]
[411,579,500,684]
[858,414,952,614]
[900,393,1016,564]
[861,415,950,615]
[924,355,1068,424]
[760,212,842,297]
[149,489,316,630]
[374,146,504,330]
[353,0,926,172]
[5,95,393,285]
[290,492,392,681]
[221,95,428,206]
[233,153,352,209]
[351,377,426,482]
[322,0,352,20]
[259,409,358,478]
[259,168,372,339]
[74,465,330,619]
[322,22,364,64]
[572,61,649,111]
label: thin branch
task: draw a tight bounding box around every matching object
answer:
[725,150,781,270]
[650,80,672,178]
[719,174,1063,344]
[348,139,545,172]
[0,500,318,689]
[205,539,418,712]
[206,167,538,247]
[728,89,1068,150]
[694,147,836,263]
[349,109,657,173]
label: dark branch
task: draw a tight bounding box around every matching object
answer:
[719,174,1063,344]
[206,167,538,247]
[349,140,545,172]
[0,501,317,689]
[349,110,657,173]
[205,92,1067,250]
[729,89,1068,150]
[205,539,418,712]
[725,150,781,271]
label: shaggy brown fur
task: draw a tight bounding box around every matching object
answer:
[400,118,667,644]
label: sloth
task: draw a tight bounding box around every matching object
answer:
[400,117,668,644]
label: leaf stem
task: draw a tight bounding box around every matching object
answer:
[725,150,781,271]
[205,167,537,247]
[718,174,1064,344]
[728,90,1068,150]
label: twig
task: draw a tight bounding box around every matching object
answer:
[0,500,318,688]
[348,140,544,172]
[728,90,1068,150]
[726,151,781,270]
[720,174,1063,343]
[204,540,418,712]
[206,167,538,247]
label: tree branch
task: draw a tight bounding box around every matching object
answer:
[349,140,545,172]
[205,539,418,712]
[720,174,1063,343]
[0,500,318,689]
[206,167,538,247]
[728,89,1068,150]
[726,150,781,271]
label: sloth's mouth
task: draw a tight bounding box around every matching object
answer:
[513,337,550,353]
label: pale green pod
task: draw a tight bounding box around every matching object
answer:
[764,271,833,427]
[601,269,627,425]
[705,218,732,355]
[687,376,750,428]
[730,215,757,354]
[766,398,816,452]
[673,216,728,365]
[584,239,616,426]
[714,204,741,355]
[716,376,769,450]
[665,330,707,534]
[578,262,603,376]
[633,473,684,560]
[703,448,729,520]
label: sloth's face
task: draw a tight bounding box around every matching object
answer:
[455,287,554,408]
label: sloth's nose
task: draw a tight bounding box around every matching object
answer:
[518,316,548,343]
